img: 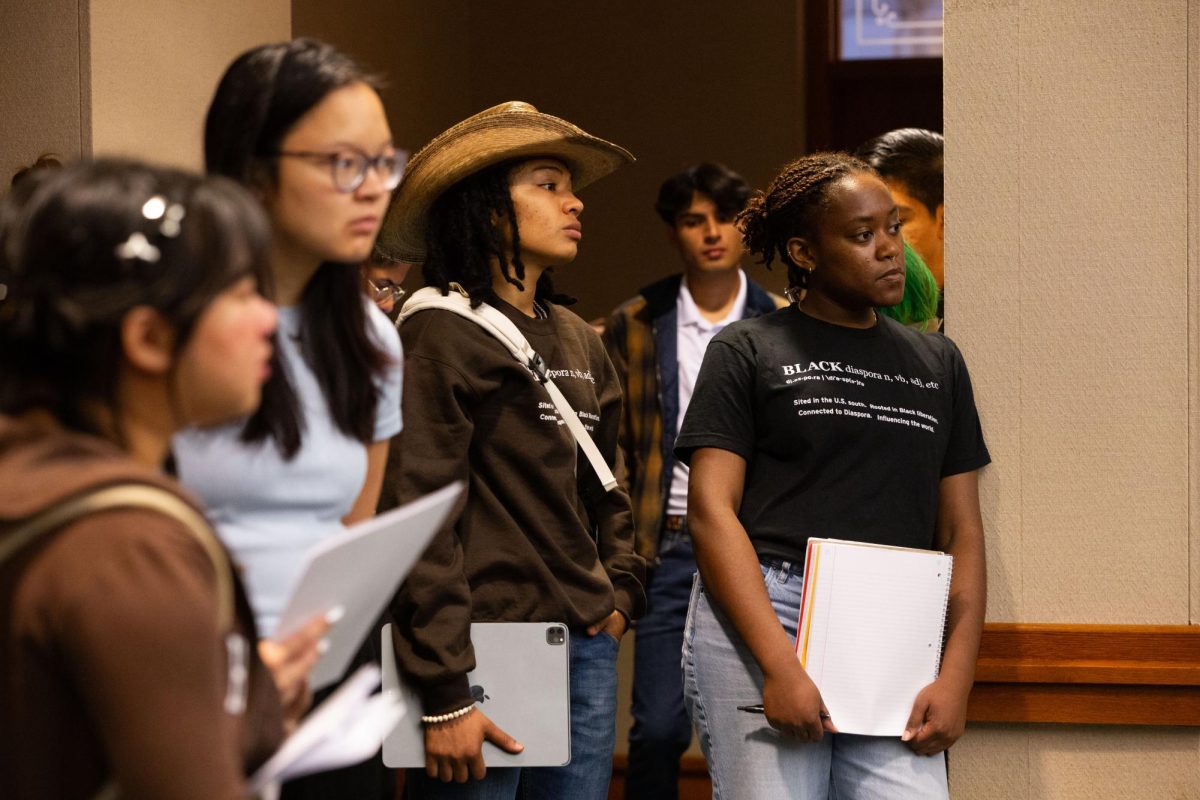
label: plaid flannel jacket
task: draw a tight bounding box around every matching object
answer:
[602,273,784,562]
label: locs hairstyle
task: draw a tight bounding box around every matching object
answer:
[738,151,877,295]
[204,38,391,458]
[421,159,574,310]
[0,158,271,436]
[855,128,944,216]
[654,162,751,226]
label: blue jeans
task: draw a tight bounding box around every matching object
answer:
[625,530,696,800]
[407,629,619,800]
[682,560,949,800]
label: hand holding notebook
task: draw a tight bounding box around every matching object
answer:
[794,538,953,737]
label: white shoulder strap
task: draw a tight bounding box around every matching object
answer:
[399,286,618,492]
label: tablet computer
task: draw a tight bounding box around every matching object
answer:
[381,621,572,768]
[272,481,463,691]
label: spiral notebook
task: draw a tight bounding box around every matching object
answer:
[795,538,953,736]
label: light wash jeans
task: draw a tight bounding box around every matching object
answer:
[682,559,949,800]
[407,630,619,800]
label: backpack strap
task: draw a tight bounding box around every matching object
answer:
[0,484,234,631]
[399,285,618,492]
[2,483,237,800]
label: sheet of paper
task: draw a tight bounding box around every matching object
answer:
[273,481,462,690]
[248,665,406,792]
[797,539,952,736]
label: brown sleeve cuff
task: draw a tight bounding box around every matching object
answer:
[418,674,473,716]
[611,580,646,624]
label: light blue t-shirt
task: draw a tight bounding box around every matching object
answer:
[173,302,403,636]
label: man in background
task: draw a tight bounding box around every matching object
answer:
[603,163,783,800]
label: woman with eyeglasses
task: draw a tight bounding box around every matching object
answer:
[171,38,404,800]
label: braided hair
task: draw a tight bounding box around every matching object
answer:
[422,160,574,309]
[738,152,876,296]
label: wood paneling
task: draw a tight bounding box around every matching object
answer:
[608,754,711,800]
[969,624,1200,725]
[803,0,942,152]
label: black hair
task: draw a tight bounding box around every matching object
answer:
[205,38,391,458]
[739,151,876,293]
[421,159,574,309]
[654,162,751,225]
[0,158,271,436]
[11,153,64,189]
[854,128,944,215]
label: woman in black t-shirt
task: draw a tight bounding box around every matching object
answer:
[675,152,989,799]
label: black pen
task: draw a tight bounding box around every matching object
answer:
[736,703,830,720]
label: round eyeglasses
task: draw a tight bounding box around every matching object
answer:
[367,277,406,308]
[272,147,407,193]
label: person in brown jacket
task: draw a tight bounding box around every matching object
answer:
[0,159,324,799]
[377,102,646,798]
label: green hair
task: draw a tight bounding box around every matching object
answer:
[879,242,940,330]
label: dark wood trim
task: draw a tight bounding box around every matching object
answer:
[803,0,833,150]
[803,2,943,152]
[608,754,710,800]
[968,623,1200,726]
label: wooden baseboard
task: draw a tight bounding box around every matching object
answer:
[607,754,711,800]
[968,623,1200,725]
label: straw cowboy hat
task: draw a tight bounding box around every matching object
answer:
[378,101,634,263]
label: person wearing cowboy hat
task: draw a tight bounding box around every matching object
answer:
[378,102,647,797]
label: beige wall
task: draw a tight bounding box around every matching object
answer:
[945,1,1200,795]
[89,0,291,169]
[0,0,89,176]
[949,0,1195,627]
[1,1,289,177]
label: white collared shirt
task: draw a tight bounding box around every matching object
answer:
[667,270,748,517]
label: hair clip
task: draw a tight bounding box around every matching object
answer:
[141,195,187,238]
[114,232,161,264]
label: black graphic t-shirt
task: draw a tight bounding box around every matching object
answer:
[675,307,990,564]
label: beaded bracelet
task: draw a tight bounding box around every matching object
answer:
[420,703,476,725]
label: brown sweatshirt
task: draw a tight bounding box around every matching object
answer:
[0,415,283,799]
[382,297,646,713]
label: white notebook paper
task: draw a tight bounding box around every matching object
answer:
[248,664,406,793]
[795,538,953,736]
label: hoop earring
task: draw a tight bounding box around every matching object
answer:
[786,266,814,305]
